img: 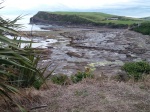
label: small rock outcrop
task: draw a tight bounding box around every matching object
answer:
[66,51,82,58]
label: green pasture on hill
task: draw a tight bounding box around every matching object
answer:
[47,11,143,25]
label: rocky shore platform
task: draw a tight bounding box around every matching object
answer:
[23,27,150,76]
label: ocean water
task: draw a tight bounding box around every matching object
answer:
[7,35,58,48]
[3,15,51,31]
[3,15,59,48]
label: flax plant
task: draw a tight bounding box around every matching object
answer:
[0,7,52,111]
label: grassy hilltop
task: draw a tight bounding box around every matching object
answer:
[31,11,143,28]
[48,11,142,25]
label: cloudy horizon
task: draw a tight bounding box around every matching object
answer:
[0,0,150,18]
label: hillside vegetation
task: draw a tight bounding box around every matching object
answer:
[49,11,141,24]
[30,11,142,28]
[132,21,150,35]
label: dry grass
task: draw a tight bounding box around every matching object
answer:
[0,75,150,112]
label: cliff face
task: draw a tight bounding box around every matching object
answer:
[30,11,55,25]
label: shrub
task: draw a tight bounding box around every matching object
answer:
[51,74,70,85]
[71,68,94,83]
[122,61,150,81]
[132,22,150,35]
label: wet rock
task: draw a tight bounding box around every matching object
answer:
[117,70,129,81]
[126,54,132,58]
[106,58,116,62]
[132,48,146,54]
[66,51,82,58]
[46,46,53,49]
[39,28,150,75]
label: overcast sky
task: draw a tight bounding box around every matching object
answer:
[1,0,150,17]
[2,0,136,10]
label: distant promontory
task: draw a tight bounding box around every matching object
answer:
[30,11,142,28]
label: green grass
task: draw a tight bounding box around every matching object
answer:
[71,68,94,83]
[47,11,142,25]
[51,74,70,85]
[49,12,112,20]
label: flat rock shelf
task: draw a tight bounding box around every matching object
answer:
[28,27,150,76]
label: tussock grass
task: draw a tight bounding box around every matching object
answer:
[0,74,149,112]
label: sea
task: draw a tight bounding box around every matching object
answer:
[3,15,58,48]
[2,14,51,31]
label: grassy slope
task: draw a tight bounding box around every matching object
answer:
[48,11,142,25]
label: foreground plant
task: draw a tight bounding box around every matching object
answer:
[122,61,150,81]
[0,7,52,111]
[71,68,94,83]
[51,74,70,85]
